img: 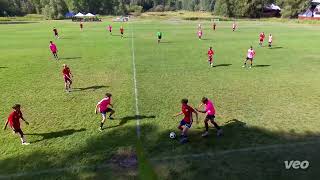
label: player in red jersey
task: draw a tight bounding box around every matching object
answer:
[259,32,265,46]
[53,27,59,39]
[120,26,124,38]
[3,104,30,145]
[95,93,115,131]
[49,41,59,60]
[80,22,83,31]
[173,98,198,143]
[208,47,215,67]
[62,64,73,92]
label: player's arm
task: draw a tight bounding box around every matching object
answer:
[173,111,183,117]
[3,119,9,130]
[95,103,100,114]
[192,108,199,123]
[20,113,29,125]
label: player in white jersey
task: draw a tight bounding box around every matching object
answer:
[268,34,273,48]
[243,46,255,68]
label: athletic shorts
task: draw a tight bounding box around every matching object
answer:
[205,114,215,121]
[109,30,112,32]
[158,36,162,40]
[246,57,253,61]
[64,76,72,83]
[121,32,124,34]
[55,33,58,36]
[100,108,113,115]
[180,119,192,129]
[208,56,213,61]
[260,39,264,42]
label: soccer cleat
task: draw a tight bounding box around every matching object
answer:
[202,131,209,137]
[249,66,252,68]
[22,142,30,145]
[217,129,223,137]
[99,127,103,132]
[242,65,246,68]
[180,137,189,144]
[109,117,114,120]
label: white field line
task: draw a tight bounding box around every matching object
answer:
[130,22,141,139]
[1,139,319,179]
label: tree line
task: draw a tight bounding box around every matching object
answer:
[0,0,311,19]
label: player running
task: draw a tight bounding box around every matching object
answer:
[173,98,198,143]
[53,27,59,39]
[198,29,203,40]
[243,46,256,68]
[49,41,59,60]
[196,97,223,137]
[120,26,124,38]
[157,30,162,43]
[108,24,112,35]
[208,47,215,67]
[95,93,115,131]
[213,22,216,31]
[62,64,73,92]
[232,21,236,31]
[80,22,83,31]
[3,104,30,145]
[259,32,265,46]
[268,34,273,48]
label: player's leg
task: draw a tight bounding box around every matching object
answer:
[107,108,115,119]
[202,118,210,137]
[209,116,223,136]
[99,113,107,131]
[17,129,29,145]
[68,79,72,91]
[250,59,253,68]
[243,58,248,67]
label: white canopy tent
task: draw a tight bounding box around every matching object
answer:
[85,13,96,17]
[74,12,84,17]
[312,0,320,3]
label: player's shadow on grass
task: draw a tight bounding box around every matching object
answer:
[270,46,283,49]
[73,85,108,91]
[214,64,232,67]
[25,128,86,143]
[103,115,156,130]
[0,66,8,69]
[254,65,271,67]
[60,57,82,60]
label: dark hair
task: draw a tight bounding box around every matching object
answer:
[106,93,112,97]
[210,47,212,49]
[181,98,188,104]
[201,97,208,103]
[12,104,21,109]
[50,41,53,43]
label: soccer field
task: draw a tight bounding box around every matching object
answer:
[0,19,320,180]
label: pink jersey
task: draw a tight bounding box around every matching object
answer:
[232,23,236,29]
[50,43,57,52]
[205,100,216,115]
[98,97,111,112]
[108,25,112,31]
[198,30,202,36]
[247,49,255,58]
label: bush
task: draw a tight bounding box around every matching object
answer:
[153,5,164,12]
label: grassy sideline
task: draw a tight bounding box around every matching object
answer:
[0,15,319,179]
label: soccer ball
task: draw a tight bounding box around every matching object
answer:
[169,132,176,139]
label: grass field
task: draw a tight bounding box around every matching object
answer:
[0,18,320,180]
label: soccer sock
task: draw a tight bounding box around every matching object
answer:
[100,122,104,128]
[178,126,183,130]
[205,122,209,131]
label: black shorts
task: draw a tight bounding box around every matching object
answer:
[205,115,215,121]
[55,33,58,36]
[101,108,113,115]
[246,57,253,61]
[121,32,123,35]
[158,36,162,40]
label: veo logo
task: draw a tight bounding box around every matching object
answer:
[284,160,309,169]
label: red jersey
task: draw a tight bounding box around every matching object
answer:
[62,67,71,78]
[208,49,214,57]
[182,104,195,123]
[8,110,23,129]
[120,28,124,33]
[259,33,265,40]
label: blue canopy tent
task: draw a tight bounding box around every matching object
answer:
[65,12,75,18]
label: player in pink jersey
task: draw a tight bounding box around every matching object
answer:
[196,97,223,137]
[49,41,59,60]
[174,98,198,143]
[198,30,203,40]
[95,93,115,131]
[268,34,273,48]
[243,46,255,68]
[108,24,112,35]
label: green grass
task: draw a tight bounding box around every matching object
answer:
[0,19,319,180]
